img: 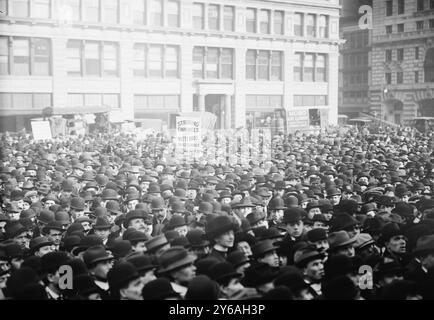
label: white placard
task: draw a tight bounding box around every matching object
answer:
[176,117,202,164]
[31,121,53,141]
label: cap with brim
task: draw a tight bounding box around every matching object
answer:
[295,250,326,268]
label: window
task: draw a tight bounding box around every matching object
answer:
[415,71,419,83]
[67,40,81,76]
[385,72,392,84]
[246,50,256,80]
[0,37,9,75]
[417,21,424,30]
[148,45,162,77]
[306,14,316,37]
[274,11,284,35]
[386,1,393,16]
[258,51,269,80]
[134,95,180,112]
[318,15,328,38]
[102,0,118,24]
[83,0,99,22]
[208,4,219,30]
[165,46,178,77]
[223,6,235,31]
[32,0,50,19]
[386,49,392,62]
[316,54,326,82]
[397,23,404,32]
[150,0,163,26]
[33,38,50,75]
[430,19,434,29]
[417,0,424,11]
[294,95,328,107]
[206,48,219,78]
[271,51,282,81]
[246,95,282,110]
[12,0,29,17]
[246,8,256,33]
[386,25,393,34]
[397,72,403,84]
[193,47,204,78]
[294,13,303,36]
[259,10,270,34]
[431,0,434,9]
[132,0,146,25]
[294,53,303,82]
[85,94,102,107]
[416,47,420,59]
[398,0,405,14]
[103,43,117,76]
[425,48,434,82]
[13,93,32,109]
[221,48,233,79]
[84,42,100,76]
[397,48,404,61]
[167,0,180,28]
[13,38,30,75]
[102,94,119,109]
[303,54,314,81]
[66,0,80,21]
[0,0,7,16]
[193,3,204,29]
[133,44,146,77]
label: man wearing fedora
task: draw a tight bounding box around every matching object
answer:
[40,251,71,300]
[83,245,115,299]
[294,246,326,297]
[328,231,357,258]
[107,261,144,300]
[251,239,280,270]
[205,215,238,262]
[92,216,113,246]
[157,246,197,298]
[267,196,286,228]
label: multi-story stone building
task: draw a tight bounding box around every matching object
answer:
[371,0,434,124]
[0,0,341,132]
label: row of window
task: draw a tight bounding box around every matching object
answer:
[385,0,406,16]
[343,53,369,68]
[342,91,369,105]
[385,23,405,34]
[246,50,282,81]
[0,0,332,38]
[246,95,283,109]
[416,19,434,30]
[0,92,51,109]
[293,53,327,82]
[417,0,434,11]
[343,31,369,49]
[343,72,369,85]
[67,93,119,109]
[294,95,328,107]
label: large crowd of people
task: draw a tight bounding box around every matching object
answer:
[0,125,433,300]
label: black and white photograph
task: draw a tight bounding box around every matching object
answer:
[0,0,433,303]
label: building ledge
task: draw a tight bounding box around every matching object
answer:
[373,29,434,43]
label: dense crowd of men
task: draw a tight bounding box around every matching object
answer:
[0,126,434,300]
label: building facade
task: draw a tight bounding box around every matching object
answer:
[0,0,341,132]
[370,0,434,124]
[339,0,372,117]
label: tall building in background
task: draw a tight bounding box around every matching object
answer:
[339,0,372,117]
[0,0,341,132]
[370,0,434,124]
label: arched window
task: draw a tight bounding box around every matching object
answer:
[425,48,434,82]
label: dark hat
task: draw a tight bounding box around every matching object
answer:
[283,208,305,224]
[5,267,42,298]
[329,213,358,233]
[107,261,140,290]
[145,234,169,253]
[166,215,187,230]
[353,233,376,250]
[246,210,266,226]
[20,209,36,220]
[186,229,210,248]
[151,197,165,211]
[126,254,156,273]
[5,221,28,239]
[375,260,405,277]
[241,262,277,287]
[101,189,119,201]
[233,197,256,208]
[37,209,55,224]
[254,227,284,242]
[61,235,82,252]
[83,245,114,267]
[158,246,197,274]
[251,239,279,258]
[123,229,149,244]
[171,236,190,248]
[29,236,53,254]
[105,201,123,215]
[323,254,357,280]
[198,202,214,215]
[123,209,149,228]
[307,228,328,243]
[42,221,65,234]
[2,242,23,259]
[328,231,357,251]
[378,223,404,245]
[205,215,238,240]
[377,195,396,207]
[227,250,251,268]
[412,235,434,256]
[274,268,310,293]
[326,187,341,197]
[54,211,71,225]
[208,262,242,285]
[109,240,132,259]
[322,275,358,300]
[92,216,112,230]
[70,197,86,211]
[392,202,415,218]
[142,278,180,300]
[185,275,220,300]
[71,235,104,256]
[40,251,70,273]
[294,246,325,268]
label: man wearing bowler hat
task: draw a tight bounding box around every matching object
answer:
[157,246,197,298]
[251,239,280,270]
[83,245,115,299]
[294,246,326,297]
[280,208,306,265]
